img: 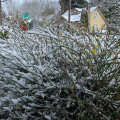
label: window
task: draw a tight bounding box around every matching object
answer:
[94,12,98,19]
[73,11,78,15]
[94,24,98,32]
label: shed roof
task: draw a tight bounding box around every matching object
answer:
[62,10,82,22]
[74,8,82,12]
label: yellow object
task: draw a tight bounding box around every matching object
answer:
[61,38,64,41]
[72,86,74,90]
[38,51,40,54]
[97,37,100,41]
[85,50,89,55]
[86,52,89,55]
[95,45,98,48]
[78,101,82,104]
[91,49,97,54]
[96,91,99,93]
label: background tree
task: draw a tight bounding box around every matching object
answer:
[81,10,88,29]
[4,0,19,16]
[20,0,60,19]
[5,0,60,21]
[59,0,87,14]
[90,0,120,32]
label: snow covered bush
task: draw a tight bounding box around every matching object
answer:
[0,26,9,39]
[0,21,120,120]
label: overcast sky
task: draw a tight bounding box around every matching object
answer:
[2,0,59,7]
[2,0,59,14]
[13,0,59,4]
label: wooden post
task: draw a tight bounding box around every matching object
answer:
[0,0,2,25]
[68,0,71,32]
[88,2,90,33]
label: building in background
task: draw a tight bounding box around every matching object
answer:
[89,6,109,33]
[61,8,83,29]
[61,6,109,33]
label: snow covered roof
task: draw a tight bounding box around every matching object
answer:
[74,8,82,12]
[61,6,100,22]
[62,9,82,22]
[90,6,97,13]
